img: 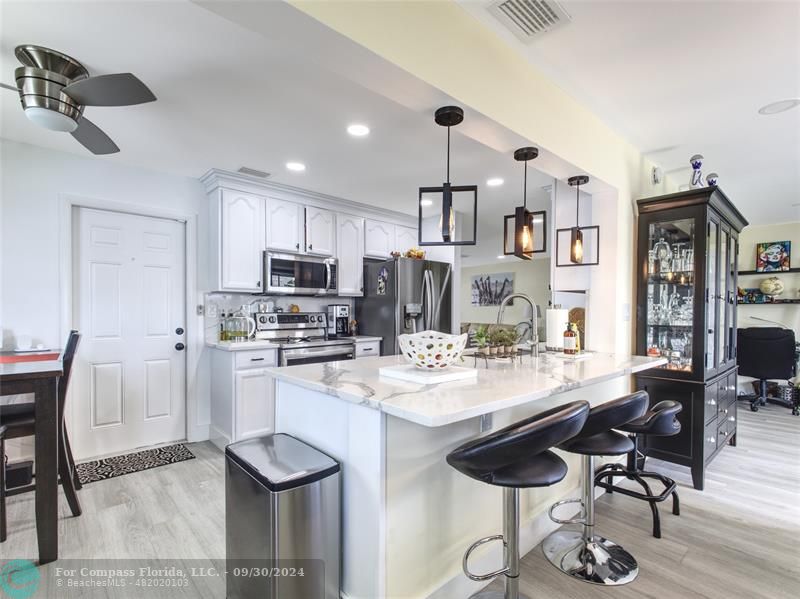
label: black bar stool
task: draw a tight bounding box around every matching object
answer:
[543,391,648,586]
[447,400,590,599]
[594,400,682,538]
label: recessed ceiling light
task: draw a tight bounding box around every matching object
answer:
[420,199,434,207]
[497,254,506,259]
[758,99,800,115]
[487,178,504,187]
[286,162,306,172]
[347,123,370,137]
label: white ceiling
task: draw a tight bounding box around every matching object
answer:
[460,0,800,225]
[0,0,553,231]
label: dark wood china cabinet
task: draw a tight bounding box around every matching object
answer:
[635,187,748,490]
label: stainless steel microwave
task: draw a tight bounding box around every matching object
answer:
[263,252,338,295]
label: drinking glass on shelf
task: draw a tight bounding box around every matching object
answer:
[648,250,656,275]
[653,237,672,274]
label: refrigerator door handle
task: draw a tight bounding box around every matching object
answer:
[425,270,435,330]
[432,264,451,331]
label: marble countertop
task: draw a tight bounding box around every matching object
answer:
[350,336,383,342]
[268,352,667,427]
[206,340,280,351]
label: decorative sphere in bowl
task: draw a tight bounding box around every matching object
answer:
[760,276,784,296]
[398,330,468,369]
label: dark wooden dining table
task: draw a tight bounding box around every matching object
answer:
[0,354,62,564]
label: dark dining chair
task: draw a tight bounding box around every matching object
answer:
[1,425,6,542]
[0,330,83,541]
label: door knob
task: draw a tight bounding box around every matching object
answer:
[175,327,184,335]
[175,343,185,351]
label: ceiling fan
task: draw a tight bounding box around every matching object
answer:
[1,44,156,155]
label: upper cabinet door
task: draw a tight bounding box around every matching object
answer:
[305,206,335,256]
[266,198,304,253]
[365,219,395,259]
[336,214,365,296]
[394,226,418,253]
[220,189,265,291]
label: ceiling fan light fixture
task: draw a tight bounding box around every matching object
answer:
[24,106,78,132]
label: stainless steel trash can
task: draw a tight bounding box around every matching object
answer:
[225,433,340,599]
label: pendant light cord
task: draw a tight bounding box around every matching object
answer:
[575,183,580,228]
[523,160,528,209]
[446,126,451,184]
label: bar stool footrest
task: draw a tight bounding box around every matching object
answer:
[462,534,509,582]
[547,497,586,525]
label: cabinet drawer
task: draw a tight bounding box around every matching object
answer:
[235,349,278,369]
[704,385,719,424]
[703,416,719,460]
[355,341,380,358]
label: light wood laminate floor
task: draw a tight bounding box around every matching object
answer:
[3,404,799,598]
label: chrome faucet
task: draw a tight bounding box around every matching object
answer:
[497,293,539,357]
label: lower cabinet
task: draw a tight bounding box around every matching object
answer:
[210,348,277,450]
[354,339,380,358]
[636,366,737,491]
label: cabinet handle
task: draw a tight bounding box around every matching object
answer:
[707,398,716,406]
[707,436,716,444]
[250,357,265,362]
[362,347,374,352]
[309,244,313,251]
[257,280,261,288]
[728,416,735,423]
[296,242,300,250]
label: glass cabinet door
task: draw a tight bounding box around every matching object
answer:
[727,233,738,363]
[718,227,729,367]
[705,219,718,373]
[645,217,696,373]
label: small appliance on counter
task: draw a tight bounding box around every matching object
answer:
[327,304,351,338]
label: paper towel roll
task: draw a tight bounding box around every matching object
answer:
[546,309,569,351]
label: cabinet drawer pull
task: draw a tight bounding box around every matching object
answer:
[728,416,735,423]
[250,357,265,362]
[707,398,716,406]
[362,347,374,352]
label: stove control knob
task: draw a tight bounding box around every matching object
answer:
[258,315,268,324]
[268,316,277,324]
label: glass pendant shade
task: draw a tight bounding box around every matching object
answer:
[570,226,584,264]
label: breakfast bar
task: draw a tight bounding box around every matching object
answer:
[269,352,665,599]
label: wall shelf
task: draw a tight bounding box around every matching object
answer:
[738,267,800,275]
[738,299,800,305]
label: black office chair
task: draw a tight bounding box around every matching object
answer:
[737,327,797,414]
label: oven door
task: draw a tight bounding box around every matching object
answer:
[280,345,355,367]
[264,252,337,295]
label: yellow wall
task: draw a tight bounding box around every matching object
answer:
[290,0,676,359]
[738,222,800,332]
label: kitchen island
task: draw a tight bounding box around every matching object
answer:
[269,353,665,599]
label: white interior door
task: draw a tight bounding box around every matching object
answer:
[73,207,186,459]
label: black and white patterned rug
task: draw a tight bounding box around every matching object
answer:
[76,443,195,484]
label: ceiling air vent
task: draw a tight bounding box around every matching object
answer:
[237,166,271,178]
[488,0,571,43]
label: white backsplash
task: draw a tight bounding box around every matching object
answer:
[204,292,353,344]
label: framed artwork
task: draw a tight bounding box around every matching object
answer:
[471,272,514,306]
[756,241,790,272]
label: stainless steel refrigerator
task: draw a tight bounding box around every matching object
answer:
[355,258,453,355]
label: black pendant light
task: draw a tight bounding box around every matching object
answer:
[503,146,539,260]
[568,175,589,264]
[418,106,477,246]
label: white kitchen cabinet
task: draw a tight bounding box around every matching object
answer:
[266,197,304,253]
[219,189,265,291]
[365,219,395,259]
[394,225,418,252]
[210,347,277,449]
[354,339,381,358]
[305,206,336,256]
[336,213,365,296]
[234,368,275,441]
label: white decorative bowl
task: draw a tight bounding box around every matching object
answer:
[398,330,468,370]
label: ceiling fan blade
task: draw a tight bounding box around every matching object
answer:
[1,82,18,92]
[71,116,120,154]
[62,73,156,106]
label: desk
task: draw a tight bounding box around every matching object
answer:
[0,358,62,564]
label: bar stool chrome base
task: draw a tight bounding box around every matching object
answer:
[542,530,638,585]
[469,590,531,599]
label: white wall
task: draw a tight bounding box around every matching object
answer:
[0,139,212,451]
[460,258,550,339]
[737,222,800,333]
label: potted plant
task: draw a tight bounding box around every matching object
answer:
[473,325,490,356]
[501,330,516,355]
[509,330,521,354]
[488,328,505,356]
